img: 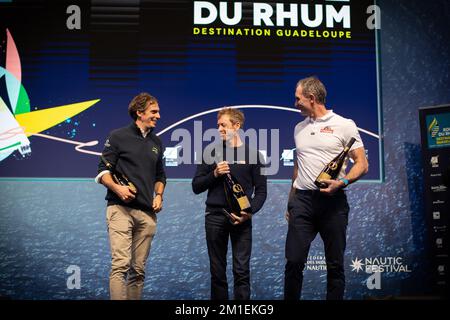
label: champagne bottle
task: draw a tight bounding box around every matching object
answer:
[314,137,356,189]
[223,173,252,216]
[101,156,138,194]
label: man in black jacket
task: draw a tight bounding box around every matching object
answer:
[192,107,267,300]
[95,92,166,300]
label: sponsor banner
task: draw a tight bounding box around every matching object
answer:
[427,113,450,148]
[419,105,450,296]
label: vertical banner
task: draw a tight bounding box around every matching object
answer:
[419,104,450,297]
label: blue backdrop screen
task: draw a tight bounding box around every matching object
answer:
[0,0,382,181]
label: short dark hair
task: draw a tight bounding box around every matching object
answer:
[217,107,245,129]
[128,92,158,120]
[296,77,327,105]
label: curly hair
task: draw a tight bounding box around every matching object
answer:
[128,92,158,120]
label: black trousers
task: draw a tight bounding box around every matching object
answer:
[284,189,349,300]
[205,212,252,300]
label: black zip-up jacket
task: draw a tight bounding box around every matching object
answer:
[97,122,166,213]
[192,143,267,215]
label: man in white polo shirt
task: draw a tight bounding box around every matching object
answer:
[284,77,369,300]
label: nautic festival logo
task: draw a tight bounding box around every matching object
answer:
[350,256,412,273]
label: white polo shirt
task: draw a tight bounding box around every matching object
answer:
[293,110,364,190]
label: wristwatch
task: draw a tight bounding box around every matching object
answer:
[155,192,163,200]
[338,178,349,188]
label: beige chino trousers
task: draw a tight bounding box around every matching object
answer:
[106,204,157,300]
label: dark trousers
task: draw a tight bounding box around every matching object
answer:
[205,212,252,300]
[284,189,349,300]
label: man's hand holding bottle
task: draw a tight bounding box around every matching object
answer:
[214,161,230,177]
[230,211,252,225]
[113,184,136,203]
[223,209,252,225]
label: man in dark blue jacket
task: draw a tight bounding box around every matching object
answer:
[192,107,267,300]
[96,92,166,300]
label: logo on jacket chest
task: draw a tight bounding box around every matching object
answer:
[152,146,159,155]
[320,126,334,134]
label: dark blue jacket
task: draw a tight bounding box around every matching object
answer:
[98,122,166,213]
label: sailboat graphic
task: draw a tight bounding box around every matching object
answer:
[0,29,100,162]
